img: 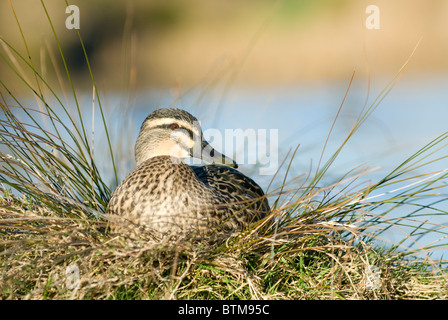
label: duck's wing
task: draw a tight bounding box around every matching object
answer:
[190,165,270,218]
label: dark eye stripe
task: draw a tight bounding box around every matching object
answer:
[154,124,195,139]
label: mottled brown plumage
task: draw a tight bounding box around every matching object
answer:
[107,108,269,242]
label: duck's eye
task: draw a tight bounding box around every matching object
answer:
[170,123,180,130]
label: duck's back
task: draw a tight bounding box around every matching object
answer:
[191,165,269,221]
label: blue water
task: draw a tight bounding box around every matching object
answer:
[113,75,447,263]
[116,75,448,193]
[4,74,448,262]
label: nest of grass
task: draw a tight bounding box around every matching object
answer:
[2,194,446,300]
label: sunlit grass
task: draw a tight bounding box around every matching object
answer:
[1,2,447,300]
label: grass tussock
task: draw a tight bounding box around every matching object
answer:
[1,1,448,300]
[1,191,447,300]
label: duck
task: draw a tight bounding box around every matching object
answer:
[106,108,269,242]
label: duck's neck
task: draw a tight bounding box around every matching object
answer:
[137,155,184,167]
[135,139,189,167]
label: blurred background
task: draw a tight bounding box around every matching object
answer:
[1,0,448,258]
[2,0,448,87]
[1,0,447,181]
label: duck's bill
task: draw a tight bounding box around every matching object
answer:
[191,140,238,168]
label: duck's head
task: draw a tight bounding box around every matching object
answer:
[135,108,238,168]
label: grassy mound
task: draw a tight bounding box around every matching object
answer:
[1,1,447,300]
